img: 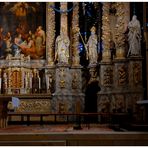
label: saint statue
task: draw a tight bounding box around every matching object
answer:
[87,26,98,65]
[127,15,141,57]
[55,27,70,64]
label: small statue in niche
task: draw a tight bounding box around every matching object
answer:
[127,15,141,57]
[55,27,70,64]
[32,69,39,93]
[40,70,47,93]
[86,26,98,65]
[48,73,54,94]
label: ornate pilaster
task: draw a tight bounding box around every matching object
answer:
[113,59,128,91]
[115,3,127,59]
[46,2,55,66]
[71,3,80,67]
[102,3,111,63]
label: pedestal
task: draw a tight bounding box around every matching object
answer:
[52,65,84,121]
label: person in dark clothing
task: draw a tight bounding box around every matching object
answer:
[84,80,101,123]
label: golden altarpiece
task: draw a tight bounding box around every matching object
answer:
[0,2,144,124]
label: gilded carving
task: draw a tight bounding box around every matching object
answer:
[14,100,51,112]
[118,65,128,85]
[72,72,78,89]
[133,63,141,85]
[98,96,110,112]
[59,68,66,89]
[58,102,67,113]
[112,94,124,112]
[89,68,98,84]
[102,3,111,62]
[115,3,126,59]
[103,67,113,87]
[47,2,55,65]
[72,3,80,66]
[60,3,68,34]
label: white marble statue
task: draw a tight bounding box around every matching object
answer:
[87,26,98,65]
[127,15,141,57]
[55,28,70,64]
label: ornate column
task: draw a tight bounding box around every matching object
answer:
[101,3,111,63]
[46,2,55,66]
[52,2,84,119]
[115,2,127,59]
[60,2,68,34]
[71,2,80,67]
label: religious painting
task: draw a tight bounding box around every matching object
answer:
[0,2,46,59]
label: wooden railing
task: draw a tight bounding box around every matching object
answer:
[7,112,130,128]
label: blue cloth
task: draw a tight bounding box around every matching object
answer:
[12,97,20,108]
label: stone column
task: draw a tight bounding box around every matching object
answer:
[46,2,55,66]
[101,3,111,63]
[60,2,68,35]
[71,2,80,67]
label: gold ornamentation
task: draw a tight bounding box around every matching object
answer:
[103,67,113,87]
[115,3,126,59]
[15,99,51,113]
[60,80,65,88]
[47,2,55,65]
[102,3,111,62]
[72,3,80,66]
[59,68,66,89]
[58,102,67,113]
[72,72,78,89]
[133,63,141,84]
[118,65,127,85]
[112,95,124,112]
[98,95,110,112]
[89,68,98,84]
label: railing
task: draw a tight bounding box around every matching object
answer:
[8,112,130,128]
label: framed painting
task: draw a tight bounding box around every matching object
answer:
[0,2,46,60]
